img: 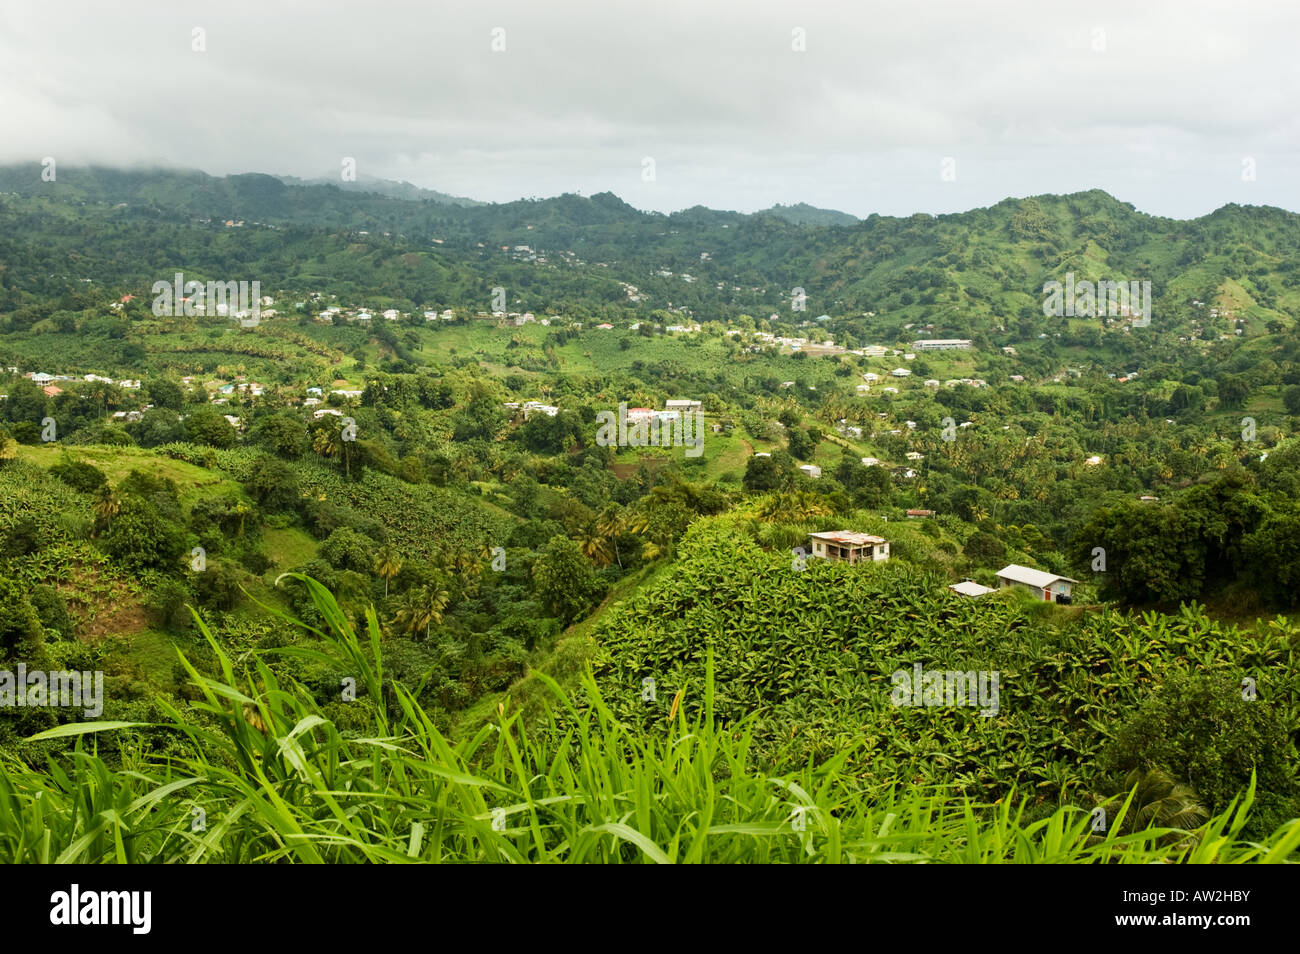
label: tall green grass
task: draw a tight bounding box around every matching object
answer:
[0,575,1296,863]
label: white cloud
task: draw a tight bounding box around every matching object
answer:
[1,0,1297,217]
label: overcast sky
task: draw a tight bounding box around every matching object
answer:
[2,0,1297,219]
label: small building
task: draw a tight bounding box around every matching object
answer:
[906,509,935,518]
[808,531,890,564]
[799,464,822,479]
[949,580,995,597]
[996,564,1077,603]
[522,401,559,419]
[665,399,703,413]
[913,339,973,351]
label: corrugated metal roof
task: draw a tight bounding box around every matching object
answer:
[996,564,1077,588]
[809,531,888,546]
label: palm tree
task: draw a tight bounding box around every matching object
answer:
[576,521,613,566]
[597,507,626,569]
[1095,768,1208,851]
[413,583,450,641]
[390,583,450,641]
[92,486,120,535]
[622,506,651,537]
[754,490,832,524]
[375,546,403,597]
[312,427,341,467]
[313,424,355,477]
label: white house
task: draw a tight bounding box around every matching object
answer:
[522,401,559,419]
[665,399,703,413]
[890,368,911,377]
[808,531,889,564]
[996,564,1077,603]
[913,339,973,351]
[949,580,995,597]
[799,464,822,479]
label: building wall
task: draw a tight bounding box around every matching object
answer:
[1001,579,1045,600]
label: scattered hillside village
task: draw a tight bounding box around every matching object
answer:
[0,298,1148,479]
[1,297,1157,612]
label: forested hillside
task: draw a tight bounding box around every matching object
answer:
[1,166,1298,862]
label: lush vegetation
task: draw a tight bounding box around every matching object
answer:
[1,166,1298,862]
[2,579,1295,864]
